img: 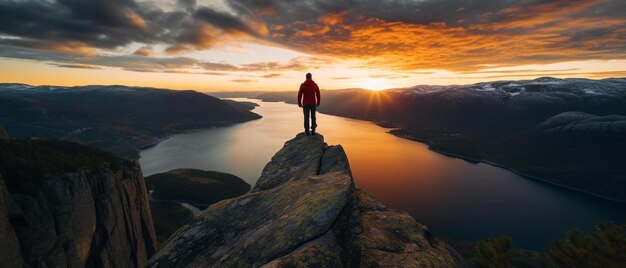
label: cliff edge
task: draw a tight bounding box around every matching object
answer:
[149,133,466,267]
[0,139,157,267]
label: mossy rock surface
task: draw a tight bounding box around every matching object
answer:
[148,171,353,267]
[253,133,325,191]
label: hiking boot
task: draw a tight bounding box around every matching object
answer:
[305,130,310,135]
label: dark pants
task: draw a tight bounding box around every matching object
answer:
[303,105,317,131]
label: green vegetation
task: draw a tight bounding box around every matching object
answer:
[469,235,515,268]
[458,221,625,267]
[546,221,626,267]
[150,200,194,244]
[146,169,251,244]
[0,138,129,192]
[146,169,251,207]
[0,123,7,139]
[0,84,260,159]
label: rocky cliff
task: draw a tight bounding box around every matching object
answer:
[149,133,467,267]
[0,139,157,267]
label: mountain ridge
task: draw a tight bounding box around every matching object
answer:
[0,83,261,159]
[211,77,626,202]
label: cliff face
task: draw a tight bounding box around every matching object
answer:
[0,149,157,267]
[149,133,467,267]
[0,176,25,267]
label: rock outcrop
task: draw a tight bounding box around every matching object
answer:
[149,133,467,267]
[0,176,25,267]
[0,140,157,267]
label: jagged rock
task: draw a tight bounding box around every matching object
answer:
[0,141,157,268]
[351,190,466,267]
[0,176,24,267]
[252,133,325,191]
[149,134,467,267]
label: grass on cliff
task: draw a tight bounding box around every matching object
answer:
[146,168,251,207]
[0,138,129,192]
[147,169,251,243]
[150,200,195,244]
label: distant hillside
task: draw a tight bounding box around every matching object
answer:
[215,77,626,202]
[0,84,261,159]
[146,168,251,243]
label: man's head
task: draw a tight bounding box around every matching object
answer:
[306,73,312,80]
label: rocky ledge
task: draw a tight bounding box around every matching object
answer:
[148,133,467,267]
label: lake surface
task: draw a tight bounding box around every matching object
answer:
[140,98,626,250]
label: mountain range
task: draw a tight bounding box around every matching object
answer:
[0,84,260,159]
[212,77,626,202]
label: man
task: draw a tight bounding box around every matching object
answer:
[298,73,321,135]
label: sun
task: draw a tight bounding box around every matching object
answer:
[358,79,390,91]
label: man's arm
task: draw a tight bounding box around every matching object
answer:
[315,84,321,106]
[297,84,303,107]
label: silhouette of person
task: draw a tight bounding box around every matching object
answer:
[298,73,321,135]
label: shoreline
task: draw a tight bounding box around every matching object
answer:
[142,96,625,205]
[391,131,626,204]
[136,113,263,154]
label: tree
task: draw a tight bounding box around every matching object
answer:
[546,221,626,268]
[469,235,514,268]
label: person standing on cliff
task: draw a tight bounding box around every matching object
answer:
[298,73,321,135]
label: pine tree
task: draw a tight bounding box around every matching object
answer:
[546,221,626,268]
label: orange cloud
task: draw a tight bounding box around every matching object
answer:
[134,47,154,57]
[41,41,97,56]
[125,10,149,32]
[265,0,626,72]
[317,11,347,25]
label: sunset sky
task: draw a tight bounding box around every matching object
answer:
[0,0,625,91]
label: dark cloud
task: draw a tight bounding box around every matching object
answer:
[225,0,626,70]
[0,43,327,74]
[193,7,256,35]
[55,64,102,69]
[0,0,624,73]
[0,0,258,53]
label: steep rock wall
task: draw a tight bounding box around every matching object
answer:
[0,162,157,267]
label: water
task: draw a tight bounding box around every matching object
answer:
[140,98,626,250]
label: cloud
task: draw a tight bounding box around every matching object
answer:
[54,64,102,70]
[0,42,328,74]
[260,73,282,78]
[0,0,624,75]
[230,0,626,71]
[0,0,263,54]
[134,47,155,56]
[231,79,256,83]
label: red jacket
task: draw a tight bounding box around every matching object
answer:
[298,79,321,106]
